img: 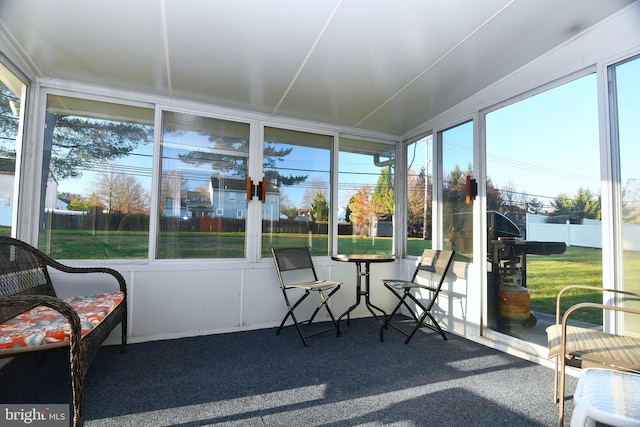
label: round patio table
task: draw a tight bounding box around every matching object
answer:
[331,254,395,341]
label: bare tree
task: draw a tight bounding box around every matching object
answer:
[622,178,640,224]
[302,177,329,210]
[501,181,518,212]
[407,167,428,236]
[161,169,188,200]
[527,198,545,214]
[279,193,297,219]
[94,172,149,214]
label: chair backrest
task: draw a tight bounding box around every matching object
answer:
[271,247,318,288]
[411,249,455,289]
[0,237,57,323]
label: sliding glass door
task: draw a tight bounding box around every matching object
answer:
[610,55,640,335]
[485,74,601,344]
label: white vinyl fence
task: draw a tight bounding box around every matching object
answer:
[526,214,640,251]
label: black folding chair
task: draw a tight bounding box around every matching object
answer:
[271,247,342,347]
[382,249,455,344]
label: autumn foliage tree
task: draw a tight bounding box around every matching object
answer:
[348,185,382,236]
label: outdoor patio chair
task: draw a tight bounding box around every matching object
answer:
[382,249,455,344]
[271,247,342,347]
[546,285,640,426]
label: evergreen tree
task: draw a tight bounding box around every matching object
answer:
[371,166,394,214]
[551,187,601,220]
[309,192,329,222]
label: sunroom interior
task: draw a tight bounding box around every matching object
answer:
[0,0,639,370]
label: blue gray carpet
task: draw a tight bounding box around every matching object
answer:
[0,317,576,426]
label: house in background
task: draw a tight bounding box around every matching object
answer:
[0,158,59,226]
[161,175,280,221]
[210,176,279,220]
[186,190,213,218]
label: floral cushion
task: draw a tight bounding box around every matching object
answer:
[0,291,124,349]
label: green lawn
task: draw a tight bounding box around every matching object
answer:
[7,227,639,326]
[527,246,640,325]
[527,246,603,324]
[38,230,151,259]
[31,230,430,260]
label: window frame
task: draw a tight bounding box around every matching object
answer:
[24,82,399,263]
[336,133,399,257]
[402,132,433,259]
[260,123,336,258]
[153,106,255,262]
[0,54,31,240]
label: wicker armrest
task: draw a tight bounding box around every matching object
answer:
[35,250,127,294]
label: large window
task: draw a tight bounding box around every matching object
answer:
[158,112,250,259]
[406,135,433,256]
[485,74,601,342]
[610,55,640,335]
[337,137,395,255]
[0,62,26,237]
[39,96,154,258]
[262,127,332,257]
[35,96,402,261]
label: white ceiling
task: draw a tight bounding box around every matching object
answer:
[0,0,636,136]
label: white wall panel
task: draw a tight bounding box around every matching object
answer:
[130,269,243,339]
[241,263,286,327]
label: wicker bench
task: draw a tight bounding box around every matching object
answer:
[0,237,127,427]
[546,285,640,426]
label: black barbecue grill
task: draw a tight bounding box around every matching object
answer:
[451,211,566,329]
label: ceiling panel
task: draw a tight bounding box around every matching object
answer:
[164,0,341,112]
[0,0,169,94]
[274,0,515,130]
[0,0,636,136]
[357,0,639,133]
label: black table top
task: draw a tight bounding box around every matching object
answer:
[331,254,395,263]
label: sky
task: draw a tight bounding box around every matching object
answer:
[409,71,600,210]
[485,73,601,208]
[617,57,640,188]
[267,144,388,214]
